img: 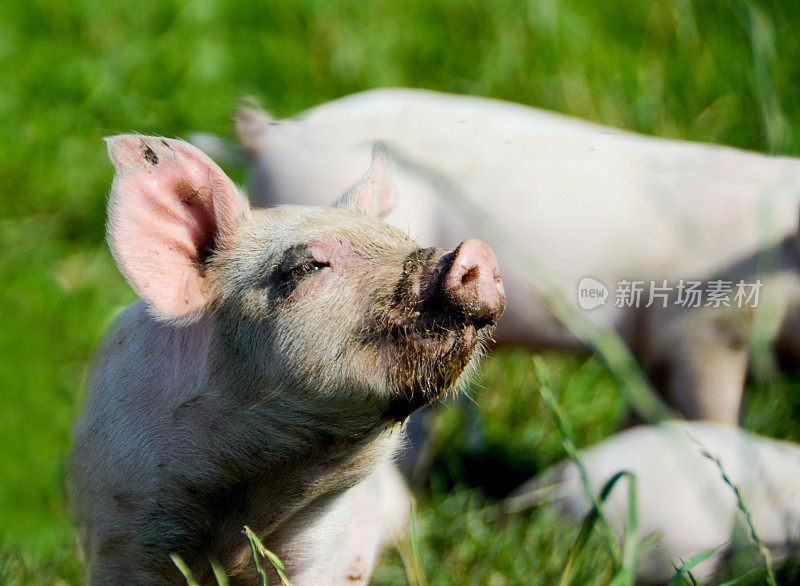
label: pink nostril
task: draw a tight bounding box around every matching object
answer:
[443,239,505,322]
[461,266,480,286]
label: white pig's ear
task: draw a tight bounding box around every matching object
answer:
[333,143,397,219]
[105,135,249,318]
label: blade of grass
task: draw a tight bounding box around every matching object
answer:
[534,356,622,570]
[393,500,429,586]
[659,546,698,586]
[716,567,763,586]
[409,499,428,586]
[210,558,230,586]
[665,543,727,586]
[685,433,777,586]
[559,471,629,586]
[607,472,640,586]
[243,525,293,586]
[171,553,201,586]
[14,545,27,584]
[503,479,572,513]
[244,526,267,586]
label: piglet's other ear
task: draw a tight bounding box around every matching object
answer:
[333,143,397,219]
[106,135,249,318]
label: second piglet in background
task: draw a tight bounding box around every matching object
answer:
[67,136,504,584]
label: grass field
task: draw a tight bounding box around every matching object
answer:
[2,0,800,583]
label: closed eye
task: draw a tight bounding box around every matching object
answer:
[254,244,331,297]
[290,260,330,278]
[270,259,329,299]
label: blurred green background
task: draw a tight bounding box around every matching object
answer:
[2,0,800,583]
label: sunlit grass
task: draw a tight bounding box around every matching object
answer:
[3,0,800,583]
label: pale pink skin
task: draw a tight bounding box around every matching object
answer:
[234,88,800,423]
[67,136,503,584]
[506,421,800,583]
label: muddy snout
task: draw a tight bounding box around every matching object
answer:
[420,239,505,329]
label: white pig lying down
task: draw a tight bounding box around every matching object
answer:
[66,136,505,584]
[503,422,800,584]
[233,88,800,423]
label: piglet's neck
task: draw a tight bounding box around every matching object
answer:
[199,320,389,450]
[190,369,390,473]
[166,326,391,479]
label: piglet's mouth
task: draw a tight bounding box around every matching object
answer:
[386,312,482,360]
[409,324,474,354]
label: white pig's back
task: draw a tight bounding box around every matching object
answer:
[259,88,800,287]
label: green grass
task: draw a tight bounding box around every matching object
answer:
[3,0,800,583]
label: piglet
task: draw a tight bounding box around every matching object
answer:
[67,136,504,584]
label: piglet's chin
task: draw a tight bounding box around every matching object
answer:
[378,324,492,423]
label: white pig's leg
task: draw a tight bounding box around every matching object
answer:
[667,329,749,422]
[641,304,750,422]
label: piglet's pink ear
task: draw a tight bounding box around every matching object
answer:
[106,135,248,318]
[333,143,397,219]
